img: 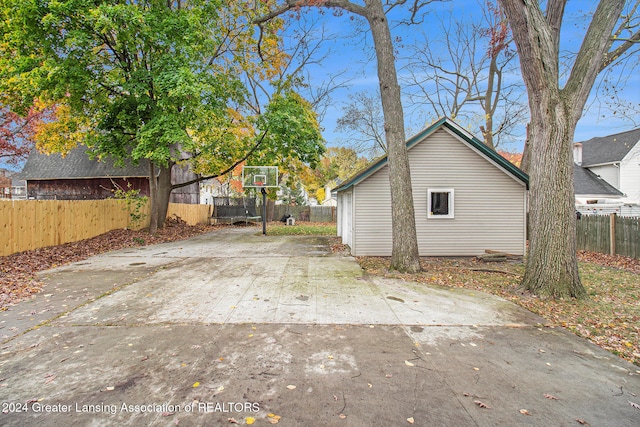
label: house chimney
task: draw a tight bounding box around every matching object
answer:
[573,142,583,165]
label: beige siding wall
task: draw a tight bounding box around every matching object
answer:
[353,169,393,255]
[351,128,526,256]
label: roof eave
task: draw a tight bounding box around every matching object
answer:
[333,117,529,192]
[575,194,624,199]
[581,161,620,168]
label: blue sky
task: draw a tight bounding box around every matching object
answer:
[283,0,640,154]
[2,1,638,172]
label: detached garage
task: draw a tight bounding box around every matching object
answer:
[334,118,529,257]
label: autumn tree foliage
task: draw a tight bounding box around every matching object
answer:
[213,164,246,198]
[0,102,54,166]
[298,147,370,202]
[497,151,522,168]
[0,0,325,233]
[0,106,34,165]
[257,0,434,273]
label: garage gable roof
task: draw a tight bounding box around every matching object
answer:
[333,117,529,192]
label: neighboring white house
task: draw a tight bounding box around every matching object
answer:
[321,183,337,207]
[334,118,529,257]
[574,127,640,205]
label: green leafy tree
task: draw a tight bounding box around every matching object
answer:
[257,0,438,273]
[279,181,307,206]
[297,147,370,205]
[0,0,324,232]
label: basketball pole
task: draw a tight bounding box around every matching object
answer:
[261,187,267,235]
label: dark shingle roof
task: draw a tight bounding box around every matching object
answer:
[573,163,623,197]
[580,127,640,166]
[18,146,149,180]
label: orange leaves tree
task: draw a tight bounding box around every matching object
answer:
[0,101,55,166]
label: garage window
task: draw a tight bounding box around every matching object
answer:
[427,188,454,219]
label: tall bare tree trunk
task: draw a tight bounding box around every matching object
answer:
[482,55,499,150]
[255,0,421,273]
[365,0,420,272]
[499,0,629,298]
[523,98,584,298]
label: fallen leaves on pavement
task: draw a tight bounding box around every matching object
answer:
[357,254,640,366]
[3,222,638,368]
[474,400,490,409]
[0,221,220,310]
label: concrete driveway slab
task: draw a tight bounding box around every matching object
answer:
[1,227,638,426]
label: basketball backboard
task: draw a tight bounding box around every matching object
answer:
[242,166,278,188]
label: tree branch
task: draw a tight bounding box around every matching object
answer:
[253,0,368,25]
[385,0,442,24]
[564,0,626,109]
[170,130,269,191]
[601,30,640,71]
[545,0,566,54]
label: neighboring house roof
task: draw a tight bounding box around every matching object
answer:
[17,146,149,180]
[579,127,640,166]
[573,163,624,197]
[333,117,529,192]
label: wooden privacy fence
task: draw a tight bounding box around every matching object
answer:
[0,200,211,257]
[164,202,212,226]
[269,205,337,223]
[576,214,640,258]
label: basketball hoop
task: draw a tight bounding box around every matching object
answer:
[242,167,278,189]
[242,166,279,235]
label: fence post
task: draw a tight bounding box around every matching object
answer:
[609,213,616,256]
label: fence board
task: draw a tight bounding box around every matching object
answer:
[577,214,640,258]
[615,216,640,259]
[167,203,212,225]
[270,205,336,223]
[0,200,212,257]
[577,215,607,254]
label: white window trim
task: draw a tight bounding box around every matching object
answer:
[427,188,455,219]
